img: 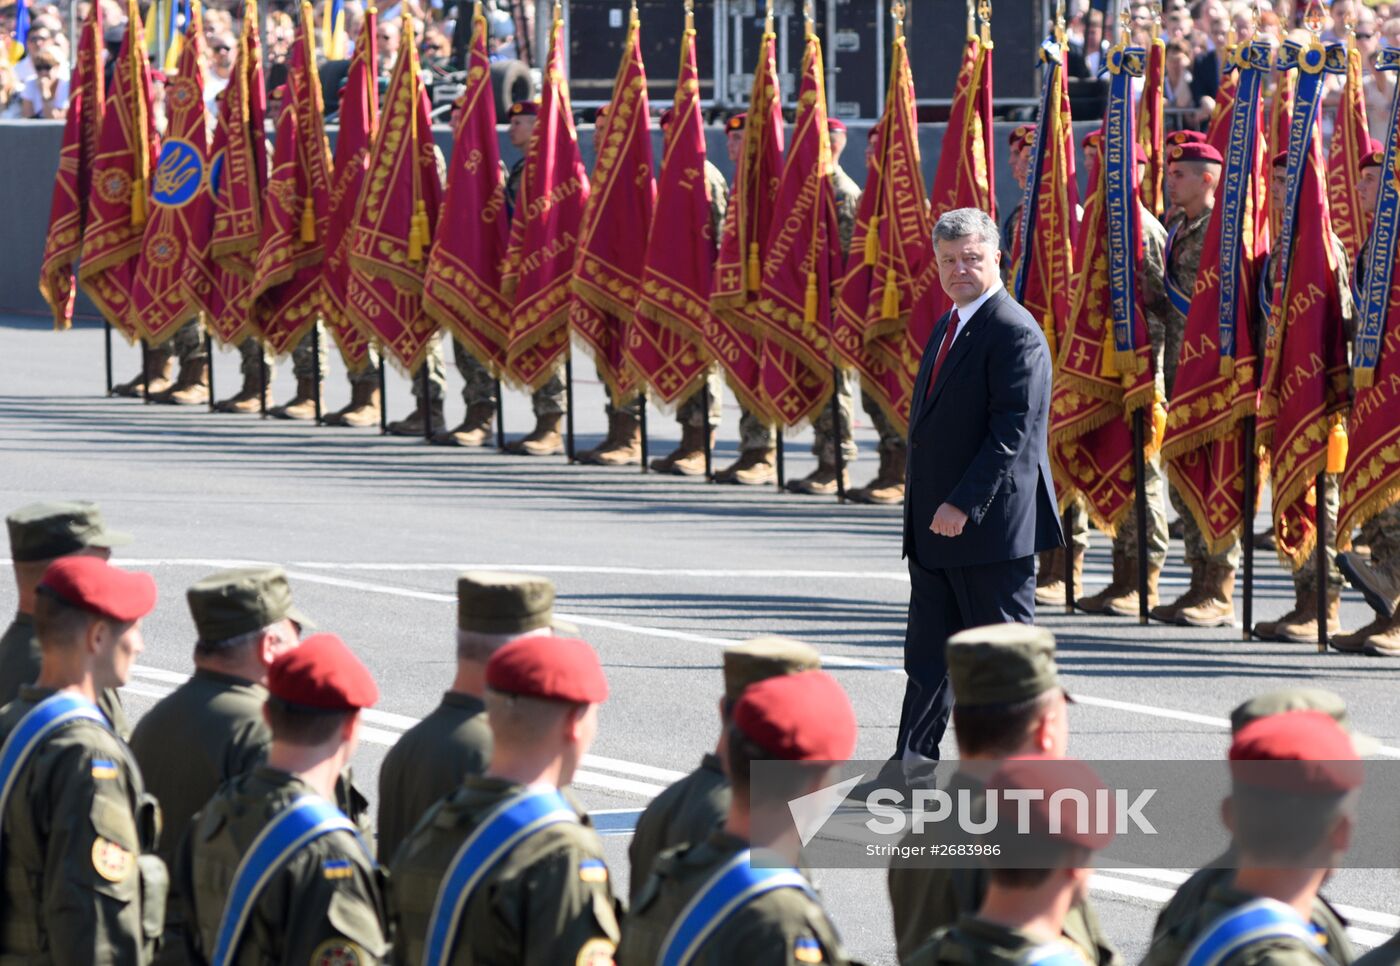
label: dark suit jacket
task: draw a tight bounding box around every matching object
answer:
[902,287,1064,568]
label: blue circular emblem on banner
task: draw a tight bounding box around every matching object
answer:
[152,140,203,208]
[208,150,225,198]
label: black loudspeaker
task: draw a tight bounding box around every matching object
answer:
[903,0,1046,109]
[565,0,718,109]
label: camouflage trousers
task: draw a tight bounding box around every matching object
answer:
[151,319,207,363]
[1359,502,1400,571]
[739,407,774,453]
[602,363,645,420]
[1289,473,1342,594]
[1111,450,1170,568]
[809,371,908,464]
[411,335,498,409]
[1170,485,1241,570]
[674,368,725,429]
[1060,496,1091,553]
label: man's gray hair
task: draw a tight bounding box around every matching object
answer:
[456,626,551,664]
[933,207,999,249]
[195,620,293,658]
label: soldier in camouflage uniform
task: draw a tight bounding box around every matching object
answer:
[1150,141,1240,628]
[650,107,728,476]
[627,636,820,900]
[888,625,1121,966]
[212,336,275,414]
[1333,145,1400,655]
[388,635,621,964]
[180,634,389,965]
[109,318,210,405]
[0,558,165,964]
[903,755,1115,966]
[1253,152,1354,643]
[617,670,858,966]
[1078,144,1173,617]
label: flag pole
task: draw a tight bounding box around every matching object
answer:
[1241,415,1256,639]
[378,354,388,434]
[639,394,649,473]
[419,366,431,441]
[702,383,714,480]
[495,376,505,449]
[1062,507,1075,614]
[830,365,846,501]
[565,352,576,461]
[776,432,785,489]
[1316,470,1328,652]
[312,324,323,424]
[104,322,114,394]
[141,339,151,403]
[1133,408,1150,624]
[205,326,215,412]
[259,347,269,419]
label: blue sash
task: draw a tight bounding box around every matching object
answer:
[1354,45,1400,380]
[423,787,579,966]
[1216,41,1270,369]
[1163,221,1194,318]
[1012,39,1063,305]
[658,849,817,966]
[210,795,364,966]
[1104,43,1147,364]
[1182,897,1335,966]
[0,692,109,857]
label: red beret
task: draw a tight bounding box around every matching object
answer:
[1133,141,1149,165]
[508,100,538,117]
[985,755,1114,852]
[39,557,157,623]
[1165,130,1206,147]
[1081,128,1103,151]
[1167,141,1223,165]
[486,635,608,704]
[149,70,168,84]
[268,633,379,711]
[659,107,674,128]
[732,670,856,761]
[827,117,847,134]
[1229,710,1363,796]
[1272,149,1288,169]
[1009,123,1035,148]
[725,112,746,133]
[1361,138,1385,169]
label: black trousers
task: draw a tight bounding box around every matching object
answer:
[896,553,1036,759]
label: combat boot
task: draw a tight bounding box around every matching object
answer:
[650,424,711,475]
[1253,599,1308,641]
[576,413,622,463]
[787,460,849,496]
[1337,550,1400,619]
[585,413,642,466]
[716,448,777,485]
[387,400,445,437]
[1362,610,1400,656]
[112,351,174,398]
[1273,590,1342,644]
[269,377,321,420]
[504,413,565,456]
[1077,550,1132,614]
[1034,549,1065,604]
[431,403,497,446]
[1150,561,1206,624]
[155,358,210,405]
[849,448,906,505]
[213,367,272,413]
[1331,612,1393,653]
[1099,561,1160,618]
[1177,564,1237,628]
[323,382,381,427]
[1036,546,1084,608]
[1253,527,1276,551]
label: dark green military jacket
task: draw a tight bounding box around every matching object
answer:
[617,829,853,966]
[1152,860,1355,963]
[375,690,490,864]
[627,752,728,903]
[831,163,861,259]
[389,775,621,965]
[1143,881,1346,965]
[0,685,166,964]
[0,612,131,739]
[905,914,1091,965]
[887,770,1121,965]
[181,767,388,965]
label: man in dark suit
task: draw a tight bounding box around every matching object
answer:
[898,208,1063,762]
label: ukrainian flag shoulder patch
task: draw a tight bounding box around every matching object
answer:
[322,858,354,880]
[578,858,608,883]
[794,936,824,963]
[90,760,118,780]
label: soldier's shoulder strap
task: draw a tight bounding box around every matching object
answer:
[209,793,365,966]
[657,848,817,966]
[1182,897,1337,966]
[0,691,109,836]
[422,786,579,966]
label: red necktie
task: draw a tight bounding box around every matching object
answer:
[924,310,960,401]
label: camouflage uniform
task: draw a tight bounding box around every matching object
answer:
[151,318,208,366]
[907,915,1115,966]
[674,160,731,431]
[1143,880,1348,966]
[806,164,861,464]
[1109,206,1172,570]
[412,335,500,410]
[1165,206,1242,571]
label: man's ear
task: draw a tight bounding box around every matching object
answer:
[85,617,108,658]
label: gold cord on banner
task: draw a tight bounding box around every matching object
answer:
[128,0,148,227]
[299,0,317,242]
[406,14,428,262]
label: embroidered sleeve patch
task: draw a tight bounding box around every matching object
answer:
[794,936,825,963]
[578,858,608,883]
[322,858,354,880]
[91,836,135,882]
[90,760,118,780]
[311,940,366,965]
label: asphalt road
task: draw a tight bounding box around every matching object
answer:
[4,316,1400,965]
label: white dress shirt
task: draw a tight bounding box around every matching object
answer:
[948,278,1003,344]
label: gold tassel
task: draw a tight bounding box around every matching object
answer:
[1219,355,1234,380]
[747,242,762,292]
[863,215,880,267]
[408,217,424,263]
[1354,365,1375,389]
[879,269,900,320]
[1098,326,1118,378]
[803,269,819,328]
[130,179,146,227]
[300,197,316,243]
[1327,418,1348,474]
